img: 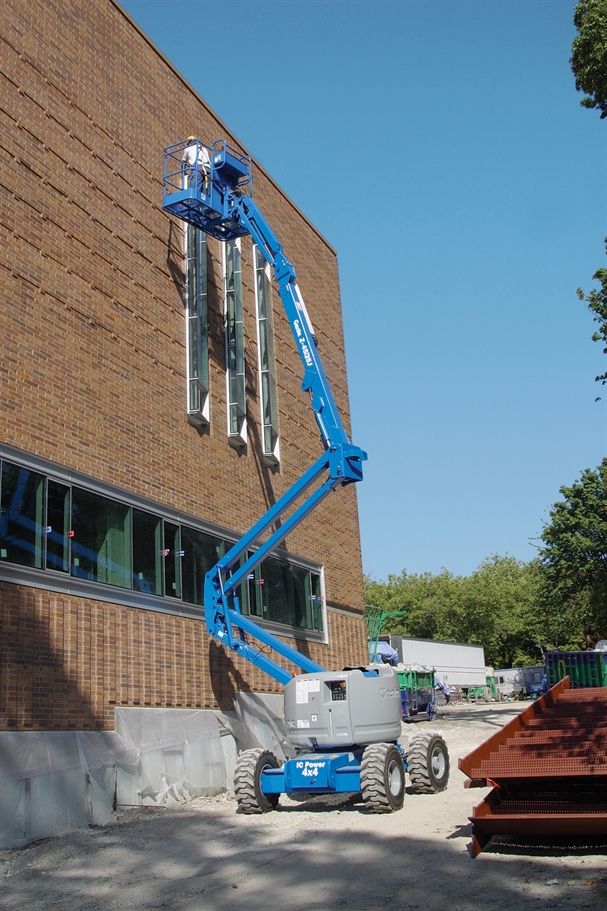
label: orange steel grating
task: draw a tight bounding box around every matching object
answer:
[458,678,607,856]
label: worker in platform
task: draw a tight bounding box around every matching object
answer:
[182,136,210,192]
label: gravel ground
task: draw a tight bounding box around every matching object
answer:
[1,703,606,911]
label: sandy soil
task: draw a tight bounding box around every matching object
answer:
[1,703,606,911]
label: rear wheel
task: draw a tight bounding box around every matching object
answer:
[361,742,405,813]
[408,732,450,793]
[233,748,280,814]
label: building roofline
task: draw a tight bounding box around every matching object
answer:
[110,0,336,256]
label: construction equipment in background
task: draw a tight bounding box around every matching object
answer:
[459,676,607,857]
[398,666,436,721]
[581,625,605,650]
[364,605,407,663]
[388,635,487,695]
[492,665,545,701]
[366,606,437,721]
[163,138,449,813]
[544,648,607,688]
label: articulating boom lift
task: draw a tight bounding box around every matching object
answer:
[163,139,449,812]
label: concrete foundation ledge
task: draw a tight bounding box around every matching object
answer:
[0,694,286,849]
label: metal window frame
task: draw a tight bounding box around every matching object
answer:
[45,478,71,574]
[253,244,280,465]
[131,506,163,598]
[184,224,210,425]
[0,460,46,571]
[0,443,326,640]
[223,237,247,446]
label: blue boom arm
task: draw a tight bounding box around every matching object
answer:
[163,139,366,685]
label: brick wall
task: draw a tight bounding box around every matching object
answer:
[0,582,368,730]
[0,0,368,731]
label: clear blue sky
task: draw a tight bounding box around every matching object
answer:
[121,0,606,581]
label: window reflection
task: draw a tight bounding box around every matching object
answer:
[133,510,162,595]
[0,463,45,568]
[46,480,70,572]
[71,489,131,588]
[0,458,323,632]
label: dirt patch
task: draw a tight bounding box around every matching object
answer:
[2,703,606,910]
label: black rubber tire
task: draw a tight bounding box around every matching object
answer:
[360,742,405,813]
[407,732,450,793]
[233,748,280,814]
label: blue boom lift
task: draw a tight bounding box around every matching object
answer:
[163,139,449,811]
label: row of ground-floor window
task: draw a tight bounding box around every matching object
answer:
[0,455,323,632]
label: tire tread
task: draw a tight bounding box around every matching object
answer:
[233,748,279,814]
[361,742,405,813]
[408,731,449,793]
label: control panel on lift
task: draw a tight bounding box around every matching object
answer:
[330,680,347,701]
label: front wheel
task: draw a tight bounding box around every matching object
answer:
[233,748,280,814]
[408,732,450,793]
[361,742,405,813]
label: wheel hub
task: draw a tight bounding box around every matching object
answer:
[388,759,402,797]
[431,746,446,778]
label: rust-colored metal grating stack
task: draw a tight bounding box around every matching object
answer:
[459,678,607,856]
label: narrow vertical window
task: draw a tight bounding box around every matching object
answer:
[254,245,280,463]
[224,239,246,444]
[185,225,209,425]
[181,527,223,607]
[309,571,324,630]
[246,562,262,619]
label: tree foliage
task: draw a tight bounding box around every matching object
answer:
[364,464,607,663]
[364,555,543,669]
[572,6,607,380]
[538,459,607,644]
[576,240,607,386]
[571,0,607,118]
[569,9,607,638]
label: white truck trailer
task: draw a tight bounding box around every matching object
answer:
[385,636,487,689]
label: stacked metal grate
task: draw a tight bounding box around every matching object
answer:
[485,781,607,816]
[459,678,607,856]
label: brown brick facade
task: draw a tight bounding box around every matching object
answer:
[0,582,367,730]
[0,0,368,732]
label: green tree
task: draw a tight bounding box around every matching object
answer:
[458,556,542,668]
[538,460,607,644]
[364,568,460,641]
[576,240,607,387]
[571,5,607,382]
[571,0,607,117]
[364,555,543,669]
